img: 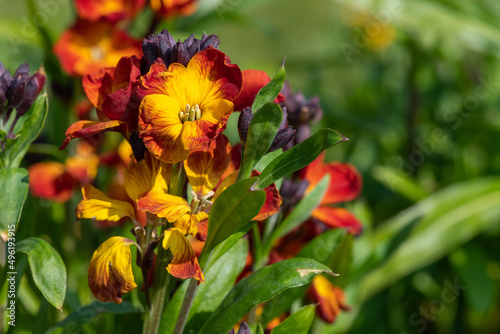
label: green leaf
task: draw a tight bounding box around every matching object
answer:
[335,177,500,332]
[204,221,253,273]
[271,304,316,334]
[0,168,29,233]
[257,129,347,189]
[198,258,334,334]
[251,60,285,113]
[2,93,48,168]
[328,233,353,287]
[239,103,283,179]
[17,237,66,311]
[264,175,330,257]
[185,239,249,333]
[254,149,282,172]
[200,177,265,266]
[371,165,429,202]
[45,301,142,333]
[262,229,346,325]
[161,239,249,334]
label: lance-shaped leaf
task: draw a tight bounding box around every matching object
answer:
[46,301,143,332]
[270,304,316,334]
[251,60,285,113]
[17,237,66,310]
[198,258,335,334]
[257,129,346,189]
[239,103,282,180]
[2,93,48,168]
[0,168,29,233]
[200,177,265,266]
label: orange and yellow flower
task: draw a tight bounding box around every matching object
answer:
[29,141,99,202]
[150,0,197,19]
[53,19,142,77]
[308,275,350,323]
[138,48,242,163]
[88,236,138,303]
[75,0,146,23]
[301,153,362,234]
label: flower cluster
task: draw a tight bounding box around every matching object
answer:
[58,26,362,328]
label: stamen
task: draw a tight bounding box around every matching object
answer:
[179,104,202,123]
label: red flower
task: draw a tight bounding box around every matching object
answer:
[233,69,286,111]
[150,0,197,19]
[75,0,146,23]
[301,153,362,234]
[53,19,142,77]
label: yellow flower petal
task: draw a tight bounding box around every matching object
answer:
[88,236,137,304]
[163,228,204,282]
[76,184,136,222]
[125,152,172,201]
[137,191,191,222]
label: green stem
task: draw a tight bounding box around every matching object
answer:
[172,278,198,334]
[143,234,171,334]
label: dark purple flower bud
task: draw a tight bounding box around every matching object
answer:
[238,105,295,152]
[280,82,323,128]
[6,63,30,111]
[237,107,253,142]
[280,178,310,212]
[16,72,45,115]
[141,29,220,73]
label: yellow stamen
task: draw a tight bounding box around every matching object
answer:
[179,104,201,123]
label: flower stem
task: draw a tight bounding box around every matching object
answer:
[143,236,171,334]
[172,278,199,334]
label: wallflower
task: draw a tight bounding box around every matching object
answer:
[301,153,362,234]
[54,20,142,77]
[29,141,99,202]
[138,48,242,163]
[88,236,138,303]
[75,0,146,23]
[150,0,197,19]
[308,275,350,323]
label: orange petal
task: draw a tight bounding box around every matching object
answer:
[75,0,146,22]
[302,154,362,204]
[137,191,191,222]
[88,236,137,304]
[174,211,209,238]
[53,19,142,77]
[28,162,75,203]
[76,184,137,222]
[162,228,204,282]
[125,152,172,201]
[185,134,231,197]
[251,170,282,221]
[60,120,128,150]
[65,141,100,184]
[312,206,362,235]
[150,0,197,19]
[308,275,350,323]
[233,69,286,111]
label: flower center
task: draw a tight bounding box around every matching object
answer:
[179,104,201,123]
[90,46,105,61]
[190,190,214,214]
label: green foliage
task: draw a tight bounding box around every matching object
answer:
[200,177,265,265]
[17,237,67,311]
[257,129,346,189]
[271,304,316,334]
[46,301,143,333]
[251,61,285,113]
[239,102,283,179]
[199,258,334,334]
[0,168,29,233]
[1,93,48,168]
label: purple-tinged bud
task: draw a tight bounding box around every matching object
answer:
[280,82,323,128]
[227,322,250,334]
[16,72,45,115]
[268,125,295,153]
[280,178,310,211]
[6,63,30,111]
[141,29,220,73]
[237,107,253,142]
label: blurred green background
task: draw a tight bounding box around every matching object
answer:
[1,0,500,333]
